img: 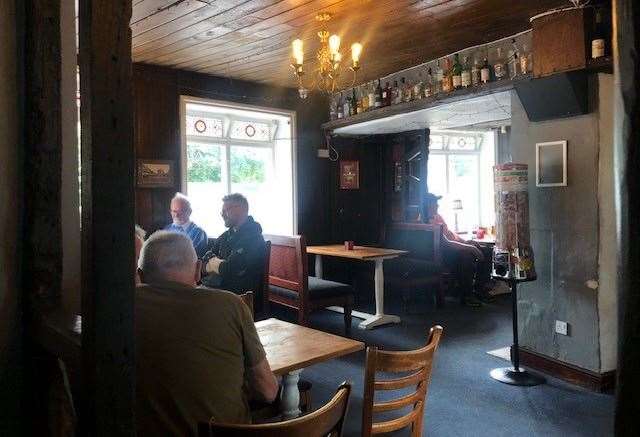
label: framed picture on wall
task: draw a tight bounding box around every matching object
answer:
[137,159,175,188]
[536,141,567,187]
[339,160,360,190]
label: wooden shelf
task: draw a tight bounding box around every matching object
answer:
[587,56,613,74]
[322,74,532,132]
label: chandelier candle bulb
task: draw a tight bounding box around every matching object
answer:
[292,39,304,65]
[351,43,363,69]
[329,34,341,57]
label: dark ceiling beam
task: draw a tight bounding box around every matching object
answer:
[613,0,640,433]
[78,0,136,434]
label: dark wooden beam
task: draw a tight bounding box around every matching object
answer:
[78,0,136,435]
[613,0,640,434]
[23,0,62,302]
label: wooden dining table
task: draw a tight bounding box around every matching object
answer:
[256,318,363,419]
[307,245,408,330]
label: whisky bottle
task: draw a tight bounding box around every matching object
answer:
[471,57,481,86]
[413,71,424,100]
[382,82,391,107]
[435,60,443,94]
[337,92,344,119]
[329,95,337,120]
[375,79,383,108]
[401,77,411,103]
[592,8,605,59]
[452,54,462,89]
[442,58,453,93]
[493,47,506,80]
[392,80,400,105]
[360,85,368,112]
[352,88,358,115]
[367,82,376,109]
[480,57,491,84]
[344,95,352,117]
[424,68,433,98]
[461,56,471,88]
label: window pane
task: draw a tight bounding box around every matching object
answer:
[230,120,271,141]
[230,146,277,233]
[230,146,268,184]
[448,135,478,151]
[187,143,227,236]
[186,115,223,137]
[427,154,447,198]
[448,155,480,231]
[429,135,444,150]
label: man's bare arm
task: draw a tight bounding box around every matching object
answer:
[247,358,279,403]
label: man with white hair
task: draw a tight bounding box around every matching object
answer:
[164,192,208,258]
[136,231,278,436]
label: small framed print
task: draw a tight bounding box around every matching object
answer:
[536,141,567,187]
[339,160,360,190]
[137,159,175,188]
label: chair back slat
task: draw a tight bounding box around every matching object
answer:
[362,326,443,437]
[374,368,426,391]
[370,406,422,435]
[372,389,424,413]
[202,382,351,437]
[373,342,438,373]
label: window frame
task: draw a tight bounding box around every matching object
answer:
[428,131,486,229]
[179,95,298,235]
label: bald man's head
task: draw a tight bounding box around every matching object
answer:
[138,231,201,286]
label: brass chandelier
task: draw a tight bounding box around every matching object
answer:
[290,12,363,98]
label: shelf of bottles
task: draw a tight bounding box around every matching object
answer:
[327,31,534,123]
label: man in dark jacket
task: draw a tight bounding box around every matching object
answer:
[202,193,266,310]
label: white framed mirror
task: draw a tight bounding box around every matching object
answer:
[536,140,567,187]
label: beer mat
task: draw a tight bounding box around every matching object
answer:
[487,346,510,361]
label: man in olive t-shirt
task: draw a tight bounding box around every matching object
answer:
[136,231,278,436]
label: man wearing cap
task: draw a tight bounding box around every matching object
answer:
[423,193,492,306]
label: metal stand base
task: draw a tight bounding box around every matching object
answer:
[490,367,545,386]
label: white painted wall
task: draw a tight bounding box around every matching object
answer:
[597,73,618,372]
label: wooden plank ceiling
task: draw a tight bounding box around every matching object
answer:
[132,0,566,88]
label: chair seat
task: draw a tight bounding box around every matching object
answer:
[269,276,352,301]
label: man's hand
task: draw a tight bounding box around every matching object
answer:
[205,257,223,274]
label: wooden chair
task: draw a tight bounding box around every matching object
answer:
[383,223,446,309]
[259,240,272,319]
[264,234,354,336]
[199,382,351,437]
[362,326,443,437]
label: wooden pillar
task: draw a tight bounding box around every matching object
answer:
[78,0,135,435]
[613,0,640,434]
[23,0,62,302]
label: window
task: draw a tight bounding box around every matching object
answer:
[427,131,495,232]
[181,97,295,237]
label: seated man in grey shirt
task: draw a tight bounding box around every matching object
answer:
[136,231,278,436]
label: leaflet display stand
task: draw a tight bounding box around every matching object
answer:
[490,277,545,386]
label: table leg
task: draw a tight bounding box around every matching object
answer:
[315,254,323,279]
[358,259,401,330]
[280,369,302,419]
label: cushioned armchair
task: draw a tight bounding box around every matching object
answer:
[383,223,446,309]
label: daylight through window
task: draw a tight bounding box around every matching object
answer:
[181,97,295,237]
